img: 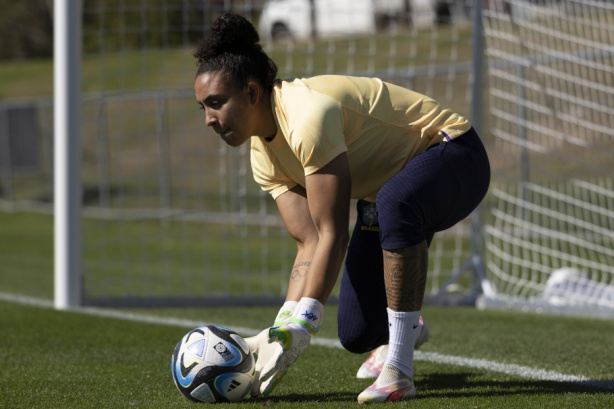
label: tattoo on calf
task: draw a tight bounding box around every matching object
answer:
[384,254,412,309]
[383,244,428,311]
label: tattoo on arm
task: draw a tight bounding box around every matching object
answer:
[291,261,311,281]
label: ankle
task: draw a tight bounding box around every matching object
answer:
[379,364,412,384]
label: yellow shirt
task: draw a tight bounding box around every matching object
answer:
[250,75,471,202]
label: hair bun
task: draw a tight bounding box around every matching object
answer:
[211,13,260,52]
[194,12,277,91]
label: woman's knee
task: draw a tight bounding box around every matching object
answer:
[338,329,381,354]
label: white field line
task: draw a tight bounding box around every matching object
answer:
[2,292,613,391]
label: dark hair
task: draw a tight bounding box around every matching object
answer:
[193,13,278,92]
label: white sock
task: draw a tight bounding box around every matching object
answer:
[274,300,298,326]
[383,308,421,380]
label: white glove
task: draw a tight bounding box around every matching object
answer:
[244,301,297,397]
[258,324,311,396]
[245,297,323,397]
[244,328,278,397]
[244,325,311,397]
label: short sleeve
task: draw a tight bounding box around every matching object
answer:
[278,83,348,176]
[250,137,297,199]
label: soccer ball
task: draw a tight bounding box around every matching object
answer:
[171,325,255,403]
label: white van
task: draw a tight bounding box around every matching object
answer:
[258,0,410,41]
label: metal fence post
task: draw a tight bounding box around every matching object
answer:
[432,0,494,302]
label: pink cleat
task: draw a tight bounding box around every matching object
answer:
[356,316,430,379]
[414,316,430,350]
[357,367,416,404]
[356,344,388,379]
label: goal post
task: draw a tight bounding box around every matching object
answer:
[54,0,83,310]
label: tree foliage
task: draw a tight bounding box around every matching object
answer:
[0,0,234,60]
[0,0,54,59]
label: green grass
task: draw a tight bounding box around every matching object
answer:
[0,211,53,299]
[1,210,614,408]
[0,211,472,303]
[1,300,613,408]
[0,26,472,99]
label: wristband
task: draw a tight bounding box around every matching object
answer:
[289,297,324,335]
[274,301,297,326]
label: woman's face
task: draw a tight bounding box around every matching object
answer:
[194,71,257,147]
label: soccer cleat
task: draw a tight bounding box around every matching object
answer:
[415,316,430,350]
[357,366,416,404]
[356,344,388,379]
[356,316,430,379]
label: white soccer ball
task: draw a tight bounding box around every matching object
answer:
[171,325,255,403]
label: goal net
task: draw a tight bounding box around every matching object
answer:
[479,0,614,318]
[8,1,613,316]
[71,0,478,306]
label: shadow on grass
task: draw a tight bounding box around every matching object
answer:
[249,391,358,404]
[249,373,614,404]
[417,372,614,399]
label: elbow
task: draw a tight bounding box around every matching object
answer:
[324,228,350,262]
[294,230,320,251]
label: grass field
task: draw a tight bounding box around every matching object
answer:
[0,207,473,304]
[2,11,614,407]
[2,294,614,408]
[1,211,614,408]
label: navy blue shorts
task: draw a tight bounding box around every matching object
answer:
[337,128,490,353]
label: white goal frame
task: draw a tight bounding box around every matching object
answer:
[54,0,82,309]
[46,0,614,318]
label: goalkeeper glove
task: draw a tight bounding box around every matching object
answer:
[244,301,296,397]
[245,297,323,397]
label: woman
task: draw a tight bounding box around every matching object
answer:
[193,13,490,403]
